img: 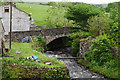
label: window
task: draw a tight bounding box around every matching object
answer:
[4,7,9,13]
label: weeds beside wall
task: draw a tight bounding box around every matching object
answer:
[2,64,70,79]
[31,34,46,52]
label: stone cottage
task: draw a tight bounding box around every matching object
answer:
[0,3,31,35]
[0,18,5,54]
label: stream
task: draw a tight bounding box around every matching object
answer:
[43,48,110,79]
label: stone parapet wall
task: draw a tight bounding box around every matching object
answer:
[5,30,41,42]
[41,27,72,37]
[11,30,41,42]
[41,27,72,44]
[5,27,72,43]
[110,47,118,58]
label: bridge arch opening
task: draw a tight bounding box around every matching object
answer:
[46,36,72,51]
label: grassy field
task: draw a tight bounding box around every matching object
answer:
[3,42,65,67]
[16,3,50,26]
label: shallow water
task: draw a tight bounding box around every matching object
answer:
[43,50,108,79]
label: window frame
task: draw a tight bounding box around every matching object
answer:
[4,7,9,13]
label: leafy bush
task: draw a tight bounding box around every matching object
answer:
[77,35,119,79]
[31,34,46,52]
[104,59,118,68]
[107,7,119,46]
[71,38,80,56]
[85,35,114,66]
[68,30,92,57]
[69,29,92,39]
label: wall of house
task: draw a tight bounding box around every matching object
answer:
[0,4,30,35]
[0,19,4,54]
[0,6,2,18]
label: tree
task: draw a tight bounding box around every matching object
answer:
[48,2,57,6]
[87,16,113,36]
[105,2,119,12]
[46,2,73,28]
[65,3,101,29]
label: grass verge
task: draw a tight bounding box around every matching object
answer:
[2,42,70,78]
[3,42,65,67]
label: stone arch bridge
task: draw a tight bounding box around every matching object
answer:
[9,27,79,44]
[41,27,72,44]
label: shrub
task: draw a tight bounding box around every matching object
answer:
[2,64,70,79]
[85,35,114,66]
[71,38,80,56]
[68,30,92,57]
[67,30,92,57]
[32,34,46,52]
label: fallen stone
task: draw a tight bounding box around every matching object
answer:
[92,76,97,78]
[44,61,52,65]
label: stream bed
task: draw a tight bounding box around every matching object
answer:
[43,49,110,79]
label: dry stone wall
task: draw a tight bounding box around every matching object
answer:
[3,63,70,79]
[79,38,94,58]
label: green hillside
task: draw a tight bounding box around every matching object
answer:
[16,3,50,26]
